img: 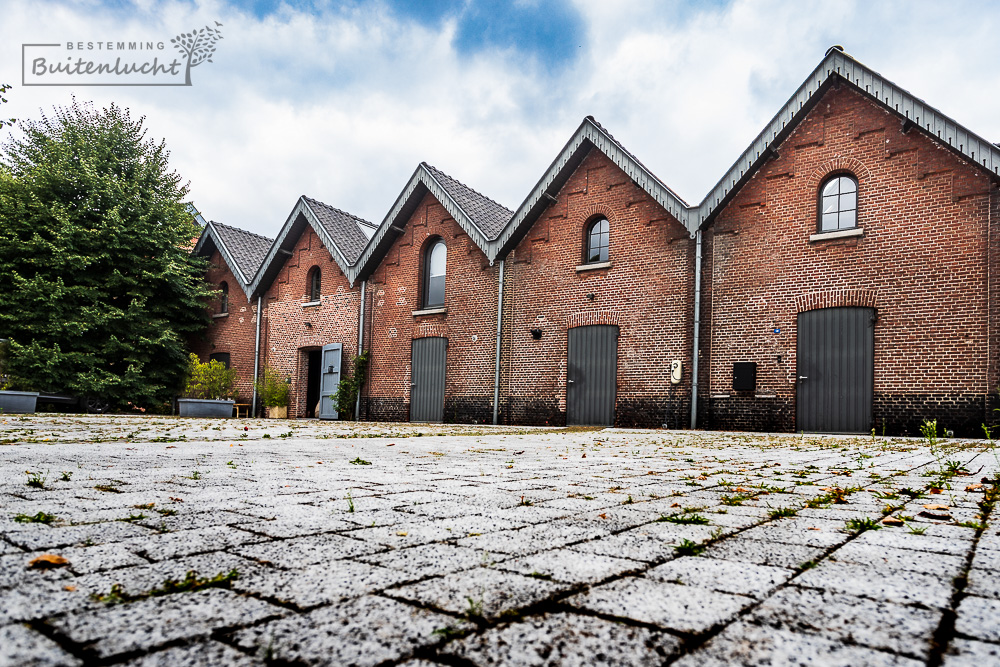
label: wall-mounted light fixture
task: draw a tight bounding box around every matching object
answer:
[304,322,312,328]
[530,328,543,340]
[586,293,595,301]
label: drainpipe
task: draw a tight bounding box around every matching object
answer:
[690,229,703,429]
[492,259,506,425]
[355,280,366,420]
[251,295,262,417]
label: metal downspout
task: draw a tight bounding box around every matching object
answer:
[355,280,366,420]
[251,295,262,417]
[492,260,505,425]
[690,230,703,429]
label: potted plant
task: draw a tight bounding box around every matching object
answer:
[255,365,290,418]
[0,339,39,414]
[178,353,237,418]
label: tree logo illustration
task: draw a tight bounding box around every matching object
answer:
[170,23,223,86]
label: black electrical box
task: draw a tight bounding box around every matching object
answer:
[732,362,757,392]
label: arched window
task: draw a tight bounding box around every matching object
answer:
[819,174,858,232]
[219,281,229,314]
[585,217,610,263]
[307,266,321,302]
[423,239,447,308]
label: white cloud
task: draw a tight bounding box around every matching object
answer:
[3,0,1000,238]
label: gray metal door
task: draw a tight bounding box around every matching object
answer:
[319,343,342,420]
[411,337,446,422]
[567,325,618,426]
[796,307,874,433]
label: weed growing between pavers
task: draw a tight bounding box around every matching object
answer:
[24,470,47,488]
[13,511,57,524]
[349,457,371,465]
[843,517,882,534]
[91,568,239,604]
[658,513,710,525]
[675,539,706,557]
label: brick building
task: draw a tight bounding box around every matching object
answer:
[193,48,1000,436]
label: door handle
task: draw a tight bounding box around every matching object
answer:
[567,380,575,384]
[410,383,417,387]
[798,376,808,380]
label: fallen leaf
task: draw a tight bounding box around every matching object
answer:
[169,497,183,502]
[598,513,608,519]
[918,510,952,520]
[882,517,905,526]
[928,488,943,495]
[514,451,525,455]
[386,443,395,446]
[820,487,833,492]
[63,585,76,592]
[807,527,821,531]
[671,502,681,507]
[29,554,68,569]
[697,475,708,480]
[165,446,176,449]
[396,531,408,537]
[735,487,749,493]
[923,504,949,511]
[965,484,984,492]
[581,453,586,458]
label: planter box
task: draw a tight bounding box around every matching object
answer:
[0,390,39,414]
[177,398,234,418]
[267,406,288,419]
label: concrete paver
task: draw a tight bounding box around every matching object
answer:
[0,414,997,665]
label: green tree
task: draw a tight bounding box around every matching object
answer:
[0,84,15,129]
[0,100,214,408]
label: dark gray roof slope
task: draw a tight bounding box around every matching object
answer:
[211,222,273,284]
[422,163,513,239]
[302,196,373,264]
[192,221,273,297]
[348,163,513,285]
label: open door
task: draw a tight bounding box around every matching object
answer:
[319,343,342,420]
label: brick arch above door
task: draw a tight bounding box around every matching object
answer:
[794,289,877,313]
[568,310,622,329]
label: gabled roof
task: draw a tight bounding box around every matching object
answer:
[492,47,1000,250]
[348,162,513,285]
[488,116,690,261]
[693,47,1000,230]
[193,221,273,297]
[248,196,376,299]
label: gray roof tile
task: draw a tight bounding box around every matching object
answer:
[302,196,375,264]
[211,222,273,282]
[422,163,513,239]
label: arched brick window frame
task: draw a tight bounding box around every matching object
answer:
[422,237,447,308]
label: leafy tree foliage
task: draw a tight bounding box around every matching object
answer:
[0,100,214,408]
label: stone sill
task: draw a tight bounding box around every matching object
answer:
[809,227,863,243]
[212,312,229,319]
[576,261,612,273]
[301,301,321,308]
[412,307,447,317]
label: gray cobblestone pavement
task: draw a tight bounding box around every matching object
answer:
[1,414,998,666]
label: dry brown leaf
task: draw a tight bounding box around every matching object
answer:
[807,527,821,531]
[919,510,952,520]
[63,585,77,592]
[820,487,833,492]
[670,502,681,507]
[28,554,69,569]
[581,453,586,458]
[396,531,408,537]
[882,517,905,526]
[928,488,943,495]
[735,487,749,493]
[697,475,708,480]
[965,484,984,492]
[923,504,950,511]
[598,513,608,519]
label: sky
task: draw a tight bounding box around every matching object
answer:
[3,0,1000,238]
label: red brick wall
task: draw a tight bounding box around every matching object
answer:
[190,250,259,403]
[363,191,500,423]
[262,226,360,418]
[502,148,694,427]
[703,85,997,435]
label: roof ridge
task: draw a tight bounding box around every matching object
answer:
[421,162,514,215]
[301,195,376,227]
[210,220,274,243]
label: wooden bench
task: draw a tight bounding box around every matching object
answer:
[233,403,250,418]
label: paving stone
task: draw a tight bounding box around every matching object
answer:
[647,556,792,599]
[962,567,1000,600]
[795,560,954,609]
[828,541,966,578]
[0,579,97,624]
[569,530,680,563]
[954,595,1000,642]
[360,543,492,577]
[0,622,82,666]
[388,568,567,620]
[701,536,825,569]
[73,552,264,599]
[941,637,1000,666]
[746,586,941,659]
[852,527,973,556]
[497,548,643,584]
[233,533,382,568]
[457,521,606,556]
[673,620,924,666]
[49,588,284,659]
[234,516,355,539]
[232,559,409,608]
[121,641,264,666]
[565,577,752,633]
[441,612,683,666]
[4,521,152,551]
[231,595,463,666]
[0,551,74,590]
[736,522,847,548]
